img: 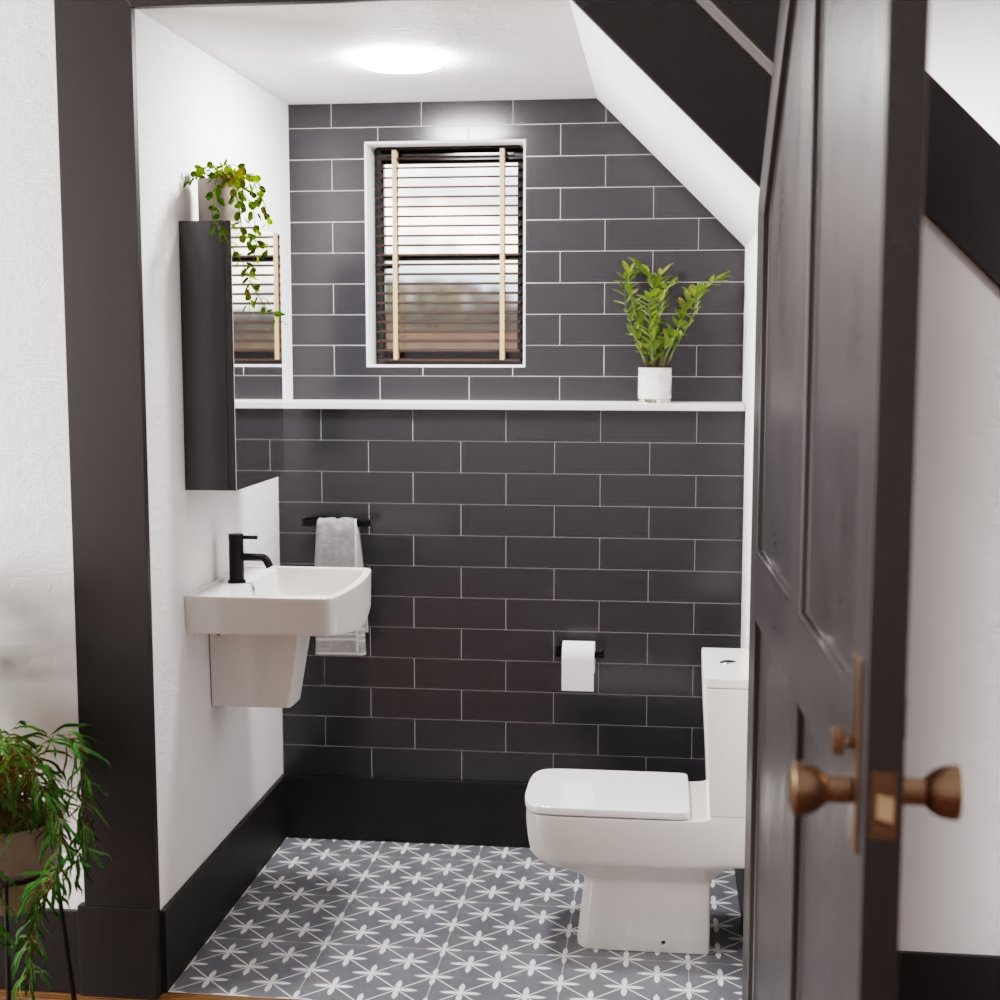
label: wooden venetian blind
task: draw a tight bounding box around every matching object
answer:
[374,145,523,364]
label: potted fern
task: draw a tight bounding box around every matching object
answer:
[184,160,283,317]
[1,722,106,998]
[615,258,729,402]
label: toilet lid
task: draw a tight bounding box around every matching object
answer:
[525,768,691,821]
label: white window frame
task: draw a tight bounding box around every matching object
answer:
[363,139,527,369]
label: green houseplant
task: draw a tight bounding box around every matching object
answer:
[615,257,730,401]
[0,722,107,998]
[184,160,283,317]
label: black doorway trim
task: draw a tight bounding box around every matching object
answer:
[53,0,162,996]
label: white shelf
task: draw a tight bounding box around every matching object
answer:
[234,398,745,413]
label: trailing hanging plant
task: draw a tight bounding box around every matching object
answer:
[185,160,283,317]
[0,722,107,999]
[615,258,729,368]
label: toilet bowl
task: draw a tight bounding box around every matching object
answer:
[525,648,748,955]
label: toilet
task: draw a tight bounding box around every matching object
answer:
[525,647,748,955]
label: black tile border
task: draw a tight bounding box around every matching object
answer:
[898,950,1000,998]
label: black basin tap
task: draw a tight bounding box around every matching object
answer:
[228,533,273,584]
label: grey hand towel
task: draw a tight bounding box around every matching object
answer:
[313,516,368,657]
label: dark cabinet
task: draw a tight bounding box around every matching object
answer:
[179,221,236,489]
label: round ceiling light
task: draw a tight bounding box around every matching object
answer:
[345,43,455,75]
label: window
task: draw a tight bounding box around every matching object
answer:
[232,233,281,363]
[371,144,524,365]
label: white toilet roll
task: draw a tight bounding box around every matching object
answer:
[561,640,597,692]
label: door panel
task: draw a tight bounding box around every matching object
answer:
[746,2,928,999]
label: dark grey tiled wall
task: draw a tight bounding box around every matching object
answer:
[236,408,743,782]
[284,99,744,403]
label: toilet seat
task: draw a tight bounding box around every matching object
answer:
[525,768,690,821]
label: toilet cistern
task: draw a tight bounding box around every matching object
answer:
[228,532,273,583]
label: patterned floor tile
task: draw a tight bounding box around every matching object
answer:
[171,840,743,1000]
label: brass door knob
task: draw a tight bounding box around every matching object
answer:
[789,761,856,815]
[904,766,961,818]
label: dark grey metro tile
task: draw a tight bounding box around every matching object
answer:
[291,160,332,191]
[560,250,651,282]
[291,190,364,222]
[414,597,506,630]
[649,632,737,666]
[372,749,461,781]
[361,535,413,567]
[290,104,331,128]
[333,222,365,252]
[526,252,560,282]
[295,374,378,398]
[368,595,414,626]
[562,122,645,154]
[468,123,559,154]
[606,155,679,186]
[462,752,554,782]
[236,471,274,490]
[696,477,744,507]
[415,535,506,567]
[423,101,512,125]
[507,661,560,692]
[331,103,421,127]
[324,656,414,688]
[654,186,710,218]
[461,505,553,537]
[559,314,624,345]
[462,441,553,473]
[292,284,333,314]
[381,377,470,400]
[271,439,367,471]
[699,218,743,249]
[371,504,460,535]
[525,284,605,316]
[322,410,413,440]
[650,570,742,603]
[325,716,414,749]
[602,411,697,442]
[370,441,460,472]
[514,99,605,123]
[463,629,554,662]
[601,475,695,507]
[280,501,367,534]
[414,411,505,440]
[697,411,746,443]
[292,222,333,252]
[651,249,746,282]
[372,687,461,720]
[470,377,560,400]
[285,745,371,777]
[293,315,360,345]
[416,719,505,752]
[588,631,648,664]
[526,189,560,220]
[695,603,741,635]
[507,411,600,441]
[370,626,460,659]
[372,566,460,598]
[236,439,269,470]
[601,601,693,635]
[562,187,653,220]
[277,471,322,502]
[599,725,690,758]
[599,663,693,696]
[526,220,604,251]
[555,693,646,726]
[650,757,706,781]
[416,659,506,690]
[647,696,705,728]
[694,538,742,573]
[651,443,745,475]
[237,409,320,439]
[698,345,744,377]
[521,344,605,375]
[560,378,637,401]
[293,345,334,375]
[508,599,599,632]
[555,569,647,601]
[284,715,324,746]
[280,532,314,565]
[508,536,599,569]
[292,252,364,284]
[289,685,371,718]
[601,538,694,571]
[289,127,375,159]
[650,507,744,540]
[596,347,638,378]
[508,722,597,755]
[696,280,744,312]
[323,471,412,503]
[526,155,604,188]
[463,691,553,723]
[554,506,648,539]
[507,474,599,506]
[462,567,553,600]
[684,313,744,345]
[556,442,649,474]
[554,753,644,771]
[606,218,698,250]
[414,473,505,504]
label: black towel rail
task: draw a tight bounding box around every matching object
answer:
[302,515,371,527]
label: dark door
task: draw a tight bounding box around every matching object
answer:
[744,2,942,998]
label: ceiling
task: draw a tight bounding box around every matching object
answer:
[143,0,595,105]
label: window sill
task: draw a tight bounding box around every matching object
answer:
[234,398,745,412]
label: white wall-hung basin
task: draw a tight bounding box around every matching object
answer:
[185,565,371,708]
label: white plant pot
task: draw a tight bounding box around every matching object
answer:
[198,178,237,222]
[637,366,673,402]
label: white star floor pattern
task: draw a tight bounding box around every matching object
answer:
[171,838,743,1000]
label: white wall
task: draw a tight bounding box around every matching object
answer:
[899,222,1000,956]
[0,0,78,733]
[133,11,287,902]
